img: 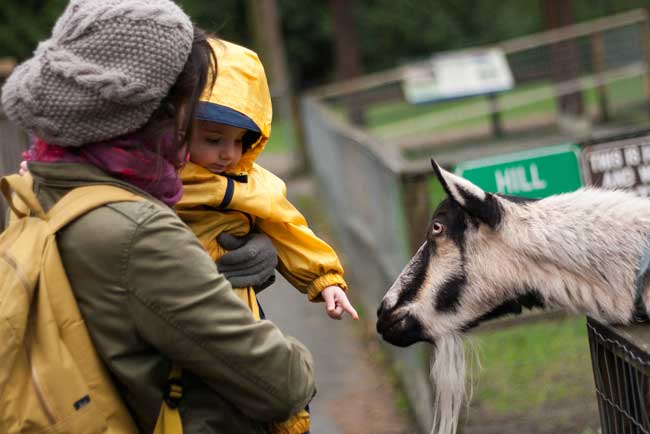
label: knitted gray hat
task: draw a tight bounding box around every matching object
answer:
[1,0,194,147]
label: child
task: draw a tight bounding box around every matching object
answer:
[176,39,358,434]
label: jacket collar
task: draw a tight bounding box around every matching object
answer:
[28,161,165,208]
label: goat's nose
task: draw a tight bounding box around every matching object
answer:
[377,299,387,319]
[376,299,395,334]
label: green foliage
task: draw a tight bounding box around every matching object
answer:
[177,0,249,44]
[276,0,546,87]
[0,0,248,62]
[575,0,650,20]
[0,1,67,60]
[265,117,295,153]
[429,176,447,210]
[3,1,650,89]
[470,317,595,413]
[279,0,333,87]
[354,0,543,73]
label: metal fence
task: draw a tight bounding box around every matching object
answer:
[588,318,650,434]
[301,9,650,434]
[0,108,29,229]
[313,9,650,156]
[301,96,436,429]
[580,129,650,434]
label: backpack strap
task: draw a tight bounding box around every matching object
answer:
[0,175,143,231]
[46,185,144,233]
[154,365,184,434]
[1,174,46,219]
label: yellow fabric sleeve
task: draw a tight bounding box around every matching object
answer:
[231,164,348,301]
[178,162,347,301]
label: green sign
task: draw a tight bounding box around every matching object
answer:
[453,143,583,199]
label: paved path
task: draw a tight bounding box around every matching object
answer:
[258,276,417,434]
[255,158,417,434]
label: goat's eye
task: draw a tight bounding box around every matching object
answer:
[431,221,444,236]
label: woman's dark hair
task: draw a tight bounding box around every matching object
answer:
[242,130,261,154]
[144,26,217,166]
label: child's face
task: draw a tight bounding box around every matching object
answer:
[190,121,246,173]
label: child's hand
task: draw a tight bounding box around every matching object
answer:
[19,161,28,176]
[321,285,359,320]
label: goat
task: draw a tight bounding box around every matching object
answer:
[376,159,650,434]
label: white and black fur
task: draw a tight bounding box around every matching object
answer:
[376,159,650,434]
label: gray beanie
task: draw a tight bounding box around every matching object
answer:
[1,0,194,147]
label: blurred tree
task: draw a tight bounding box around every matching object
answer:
[542,0,584,116]
[248,0,309,172]
[276,0,546,87]
[328,0,363,81]
[355,0,543,73]
[2,0,650,89]
[327,0,366,125]
[0,1,67,60]
[279,0,334,87]
[0,1,247,61]
[179,0,249,44]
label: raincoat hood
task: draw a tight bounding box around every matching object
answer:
[199,39,272,174]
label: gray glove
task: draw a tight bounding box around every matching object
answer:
[216,232,278,290]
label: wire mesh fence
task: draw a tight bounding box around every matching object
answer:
[0,108,29,229]
[318,9,650,155]
[588,318,650,434]
[301,96,437,431]
[451,315,598,434]
[301,9,650,434]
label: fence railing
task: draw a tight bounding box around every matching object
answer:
[0,108,29,229]
[301,9,650,434]
[588,317,650,434]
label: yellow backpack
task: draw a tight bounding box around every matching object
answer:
[0,174,182,434]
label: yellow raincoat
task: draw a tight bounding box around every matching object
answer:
[177,39,347,434]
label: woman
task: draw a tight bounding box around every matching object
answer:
[1,1,315,433]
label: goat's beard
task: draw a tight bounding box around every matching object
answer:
[429,334,477,434]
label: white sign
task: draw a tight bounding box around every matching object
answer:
[581,133,650,196]
[402,48,514,104]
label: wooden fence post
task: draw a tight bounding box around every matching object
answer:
[401,174,431,254]
[487,93,504,138]
[591,31,610,122]
[641,17,650,115]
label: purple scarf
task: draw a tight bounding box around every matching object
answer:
[24,133,185,207]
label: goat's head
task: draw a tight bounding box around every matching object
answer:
[376,160,544,347]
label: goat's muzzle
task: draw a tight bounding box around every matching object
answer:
[376,301,427,347]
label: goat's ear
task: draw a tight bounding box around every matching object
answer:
[431,159,502,228]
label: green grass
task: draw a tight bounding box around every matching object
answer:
[470,317,595,414]
[429,177,446,209]
[265,116,295,153]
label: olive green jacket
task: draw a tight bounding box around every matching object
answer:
[28,162,316,434]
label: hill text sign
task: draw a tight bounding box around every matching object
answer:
[454,143,583,199]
